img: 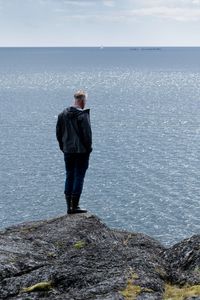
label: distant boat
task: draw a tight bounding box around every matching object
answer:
[129,47,161,51]
[100,45,104,50]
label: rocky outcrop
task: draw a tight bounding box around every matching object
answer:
[0,213,199,299]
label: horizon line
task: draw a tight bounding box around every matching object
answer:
[1,45,200,48]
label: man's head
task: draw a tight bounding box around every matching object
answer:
[74,90,87,109]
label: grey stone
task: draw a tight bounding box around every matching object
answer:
[0,213,199,299]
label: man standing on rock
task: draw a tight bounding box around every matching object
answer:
[56,91,92,214]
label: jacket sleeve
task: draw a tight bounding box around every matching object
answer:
[56,113,64,152]
[78,113,92,153]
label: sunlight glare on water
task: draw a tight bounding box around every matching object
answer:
[0,47,199,246]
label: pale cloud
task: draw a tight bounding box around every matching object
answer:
[59,5,200,22]
[192,0,200,4]
[103,0,115,7]
[128,6,200,21]
[128,0,200,8]
[62,0,96,6]
[1,0,200,46]
[53,0,200,22]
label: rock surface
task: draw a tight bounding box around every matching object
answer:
[0,213,199,299]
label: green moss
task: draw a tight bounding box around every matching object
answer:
[123,234,133,246]
[9,257,17,263]
[21,281,53,293]
[194,266,200,273]
[164,283,200,300]
[120,273,153,299]
[155,267,168,279]
[20,224,39,233]
[54,241,65,248]
[47,252,56,258]
[121,283,142,299]
[73,241,86,249]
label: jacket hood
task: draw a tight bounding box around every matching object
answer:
[63,106,89,119]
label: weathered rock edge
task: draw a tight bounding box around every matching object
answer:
[0,213,199,300]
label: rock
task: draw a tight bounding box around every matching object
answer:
[0,213,199,299]
[163,235,200,286]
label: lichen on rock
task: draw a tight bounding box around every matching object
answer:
[21,281,53,293]
[164,283,200,300]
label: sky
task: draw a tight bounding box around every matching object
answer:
[0,0,200,46]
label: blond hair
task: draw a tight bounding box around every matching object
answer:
[74,90,87,100]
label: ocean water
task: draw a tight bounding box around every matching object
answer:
[0,47,199,246]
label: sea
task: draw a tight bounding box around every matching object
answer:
[0,47,199,246]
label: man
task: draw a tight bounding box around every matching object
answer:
[56,91,92,214]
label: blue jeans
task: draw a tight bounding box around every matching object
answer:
[64,153,90,196]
